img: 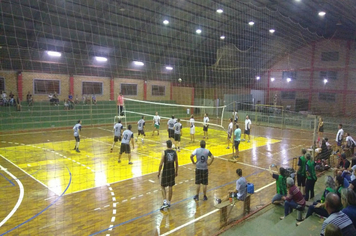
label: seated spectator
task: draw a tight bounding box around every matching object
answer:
[305,176,336,219]
[75,95,79,104]
[305,153,317,201]
[280,177,305,220]
[348,178,356,194]
[216,168,247,203]
[2,91,8,105]
[351,165,356,182]
[345,133,356,156]
[9,91,14,106]
[335,153,350,175]
[325,224,342,236]
[320,192,356,236]
[26,91,33,106]
[269,165,287,204]
[335,170,350,188]
[316,140,330,160]
[335,175,346,198]
[68,94,74,109]
[341,188,356,228]
[92,94,97,105]
[325,138,332,150]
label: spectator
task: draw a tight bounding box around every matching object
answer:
[75,95,79,104]
[64,99,69,110]
[26,91,33,106]
[335,124,344,154]
[92,94,97,105]
[316,139,330,160]
[345,133,356,156]
[280,177,305,220]
[305,153,317,201]
[324,224,342,236]
[335,154,350,177]
[9,91,14,106]
[68,94,74,109]
[339,169,351,185]
[341,188,356,228]
[320,192,356,236]
[325,138,332,150]
[351,165,356,182]
[117,92,124,116]
[335,175,346,198]
[297,149,307,196]
[15,95,21,111]
[305,176,336,219]
[269,165,287,204]
[2,91,8,105]
[216,168,247,204]
[348,176,356,194]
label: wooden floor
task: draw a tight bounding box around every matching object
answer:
[0,122,319,235]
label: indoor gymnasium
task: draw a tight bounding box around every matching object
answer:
[1,1,356,236]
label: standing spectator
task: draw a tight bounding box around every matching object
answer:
[242,115,252,143]
[345,133,356,156]
[269,165,287,204]
[320,193,356,236]
[158,140,178,210]
[341,188,356,228]
[297,149,307,196]
[26,91,33,106]
[335,124,344,154]
[280,177,305,220]
[190,140,214,201]
[305,153,317,201]
[216,168,247,203]
[117,92,124,116]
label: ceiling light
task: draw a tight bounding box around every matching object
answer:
[216,9,223,14]
[256,76,260,80]
[323,79,328,84]
[287,78,291,83]
[163,20,169,25]
[269,29,275,33]
[166,66,173,70]
[47,51,61,57]
[220,35,225,40]
[271,77,275,82]
[133,61,144,66]
[318,11,326,17]
[248,21,255,26]
[196,29,202,34]
[95,56,107,62]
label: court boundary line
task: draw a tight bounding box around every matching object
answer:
[0,164,24,228]
[0,154,58,195]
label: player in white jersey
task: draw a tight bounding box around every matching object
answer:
[118,125,135,164]
[190,115,195,142]
[203,113,209,139]
[136,116,145,143]
[242,115,252,143]
[73,120,82,153]
[227,118,233,149]
[173,118,183,152]
[152,112,161,136]
[111,119,123,153]
[233,110,239,123]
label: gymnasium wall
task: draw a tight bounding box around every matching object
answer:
[74,75,111,101]
[0,71,17,95]
[263,39,356,116]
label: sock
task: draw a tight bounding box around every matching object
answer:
[76,142,80,149]
[163,199,167,204]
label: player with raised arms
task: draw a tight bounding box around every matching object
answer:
[73,120,82,153]
[152,112,160,136]
[118,124,135,164]
[111,119,123,153]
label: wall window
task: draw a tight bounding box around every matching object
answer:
[320,71,337,80]
[82,82,103,95]
[152,85,165,96]
[281,91,296,99]
[321,51,339,61]
[0,77,4,92]
[319,93,336,102]
[34,79,60,94]
[282,71,297,80]
[121,83,137,96]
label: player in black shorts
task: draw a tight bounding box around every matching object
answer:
[119,125,135,164]
[158,140,178,210]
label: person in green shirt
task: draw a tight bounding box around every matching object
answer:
[305,153,317,200]
[297,149,307,196]
[269,165,287,204]
[233,124,241,159]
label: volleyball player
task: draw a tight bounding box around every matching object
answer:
[158,140,178,210]
[190,140,214,201]
[152,112,160,136]
[173,118,183,152]
[167,115,176,142]
[233,110,239,123]
[242,115,252,143]
[118,124,134,164]
[136,116,145,143]
[73,120,82,153]
[227,118,233,149]
[190,115,195,143]
[111,119,123,153]
[233,124,242,158]
[203,113,209,139]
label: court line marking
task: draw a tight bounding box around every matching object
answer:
[0,172,15,186]
[160,180,276,236]
[0,154,58,195]
[0,164,24,228]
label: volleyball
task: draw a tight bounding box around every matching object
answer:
[178,78,182,83]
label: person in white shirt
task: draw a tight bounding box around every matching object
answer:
[242,115,252,143]
[203,113,209,139]
[152,112,161,136]
[73,120,82,153]
[325,138,332,150]
[190,115,195,142]
[111,120,123,152]
[345,133,356,155]
[227,118,233,149]
[232,110,239,123]
[335,124,344,153]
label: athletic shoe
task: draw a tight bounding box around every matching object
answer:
[193,195,199,201]
[160,203,169,210]
[128,162,133,165]
[167,203,171,208]
[141,139,144,144]
[241,139,246,141]
[73,147,76,150]
[247,140,250,143]
[216,198,222,204]
[226,146,230,149]
[110,148,113,153]
[118,159,121,163]
[76,149,80,153]
[203,195,208,201]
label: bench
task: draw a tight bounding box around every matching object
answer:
[214,194,251,226]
